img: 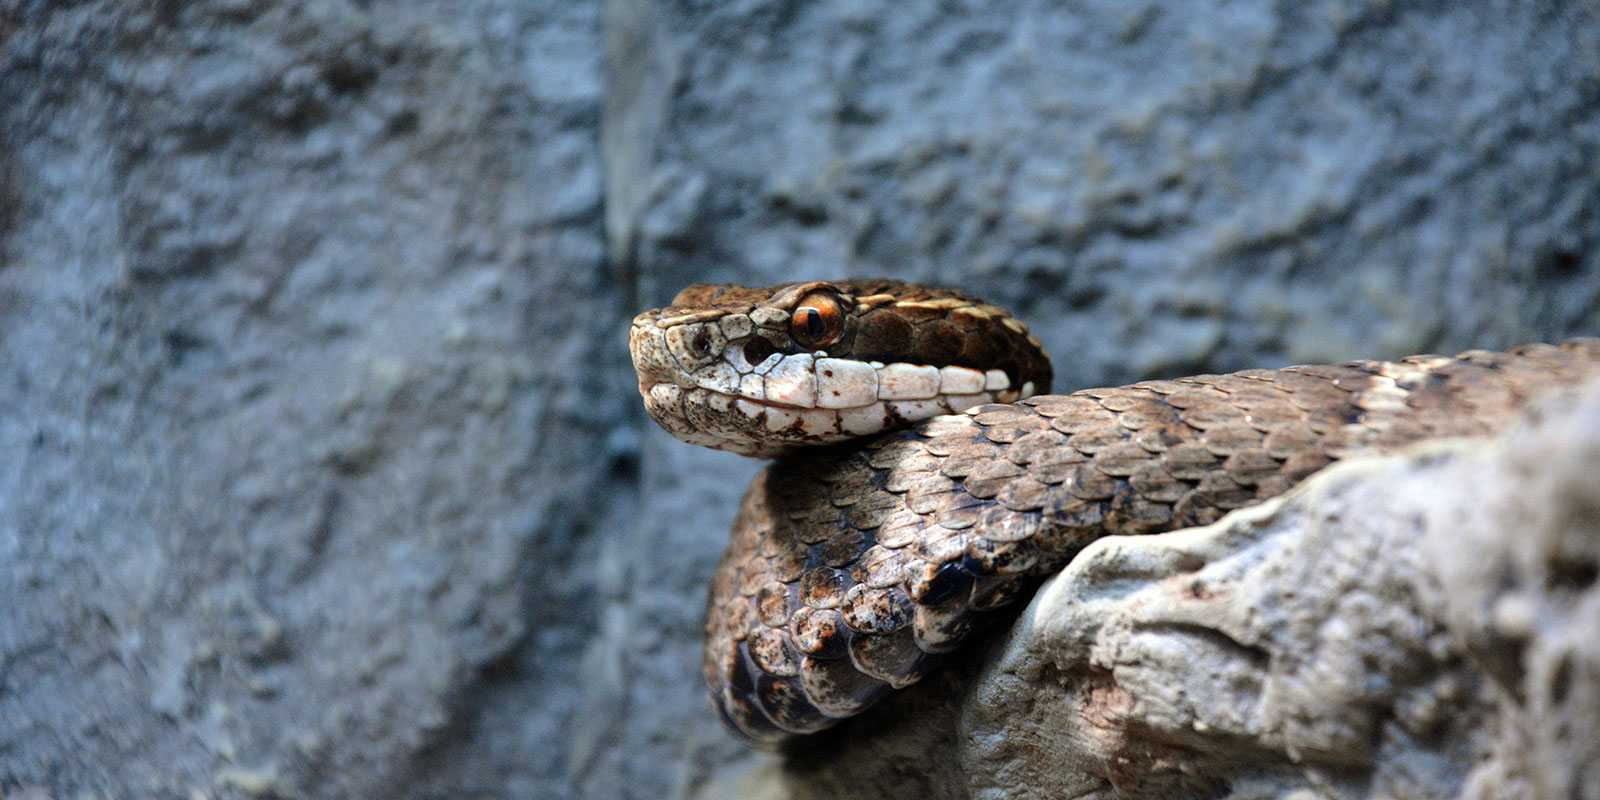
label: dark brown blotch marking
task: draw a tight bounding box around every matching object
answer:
[854,309,915,362]
[959,328,1004,371]
[914,319,967,365]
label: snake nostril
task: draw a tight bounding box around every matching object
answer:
[742,336,777,365]
[692,328,714,357]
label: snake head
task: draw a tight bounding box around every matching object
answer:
[630,279,1054,458]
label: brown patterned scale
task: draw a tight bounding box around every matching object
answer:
[700,339,1600,744]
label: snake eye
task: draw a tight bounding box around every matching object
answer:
[790,290,845,350]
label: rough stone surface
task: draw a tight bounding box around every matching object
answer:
[1,3,621,798]
[634,0,1600,388]
[761,382,1600,800]
[2,1,1599,798]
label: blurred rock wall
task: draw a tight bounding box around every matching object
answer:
[1,1,1597,798]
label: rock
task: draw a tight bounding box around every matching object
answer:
[0,3,617,797]
[2,0,1599,797]
[766,382,1600,800]
[626,1,1600,390]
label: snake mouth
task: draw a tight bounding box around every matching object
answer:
[640,379,848,413]
[637,367,1033,458]
[634,331,1037,457]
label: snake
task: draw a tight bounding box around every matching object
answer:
[628,278,1600,746]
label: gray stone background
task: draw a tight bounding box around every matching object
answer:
[1,1,1597,798]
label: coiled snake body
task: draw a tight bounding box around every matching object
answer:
[629,279,1600,746]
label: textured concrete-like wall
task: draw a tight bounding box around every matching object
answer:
[2,1,1598,798]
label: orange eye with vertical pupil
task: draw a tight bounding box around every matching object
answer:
[790,290,845,349]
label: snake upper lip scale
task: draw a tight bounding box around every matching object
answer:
[628,278,1600,747]
[639,376,836,414]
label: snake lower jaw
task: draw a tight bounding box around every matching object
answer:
[640,379,1016,459]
